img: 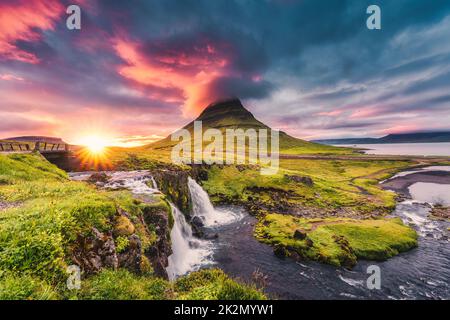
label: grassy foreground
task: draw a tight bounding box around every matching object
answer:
[0,153,265,300]
[256,214,418,268]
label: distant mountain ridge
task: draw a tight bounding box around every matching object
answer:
[4,136,66,144]
[314,132,450,145]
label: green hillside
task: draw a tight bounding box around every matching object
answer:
[148,98,353,155]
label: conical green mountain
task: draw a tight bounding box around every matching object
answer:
[148,98,349,154]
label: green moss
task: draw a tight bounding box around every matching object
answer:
[256,214,418,267]
[201,159,413,215]
[114,215,135,236]
[115,236,130,253]
[174,269,266,300]
[0,272,59,300]
[77,268,265,300]
[78,269,170,300]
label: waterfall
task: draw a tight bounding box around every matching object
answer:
[150,176,158,190]
[188,177,241,227]
[79,170,240,280]
[103,171,159,194]
[166,203,213,280]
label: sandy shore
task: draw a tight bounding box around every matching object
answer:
[381,170,450,198]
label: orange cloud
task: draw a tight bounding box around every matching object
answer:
[113,37,229,116]
[0,0,63,63]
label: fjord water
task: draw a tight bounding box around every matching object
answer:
[340,142,450,156]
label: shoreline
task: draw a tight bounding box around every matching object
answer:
[381,170,450,199]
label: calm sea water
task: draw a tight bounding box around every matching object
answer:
[338,142,450,156]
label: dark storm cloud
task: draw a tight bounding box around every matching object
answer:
[207,76,273,101]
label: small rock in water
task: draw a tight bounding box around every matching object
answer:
[273,245,288,258]
[203,233,219,240]
[88,172,110,184]
[191,216,204,228]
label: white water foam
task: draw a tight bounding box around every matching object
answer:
[188,177,243,227]
[104,171,160,194]
[166,204,214,280]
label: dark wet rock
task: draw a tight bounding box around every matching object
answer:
[71,227,118,274]
[293,229,307,240]
[305,237,314,248]
[285,174,314,187]
[203,233,219,240]
[152,169,192,214]
[431,205,450,220]
[117,234,142,272]
[142,205,172,279]
[88,172,110,184]
[191,223,204,238]
[191,216,204,228]
[273,245,288,258]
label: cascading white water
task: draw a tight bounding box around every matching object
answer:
[166,204,213,280]
[100,171,213,280]
[103,171,159,194]
[150,176,158,190]
[188,177,241,227]
[70,170,242,280]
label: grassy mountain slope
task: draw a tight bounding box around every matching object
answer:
[147,98,352,155]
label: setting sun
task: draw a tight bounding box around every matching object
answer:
[78,135,110,154]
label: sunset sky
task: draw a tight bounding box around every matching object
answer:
[1,0,450,146]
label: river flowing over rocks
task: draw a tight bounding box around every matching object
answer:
[70,167,450,299]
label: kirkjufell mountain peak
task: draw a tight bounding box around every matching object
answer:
[147,98,341,153]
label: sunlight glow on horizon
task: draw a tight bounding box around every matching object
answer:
[76,135,111,154]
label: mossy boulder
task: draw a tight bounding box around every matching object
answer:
[113,214,135,237]
[256,214,418,268]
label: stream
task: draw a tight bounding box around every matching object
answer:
[70,167,450,300]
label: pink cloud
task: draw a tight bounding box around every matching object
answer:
[316,109,343,116]
[0,0,64,64]
[379,124,420,135]
[0,73,24,81]
[112,36,231,116]
[349,107,382,119]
